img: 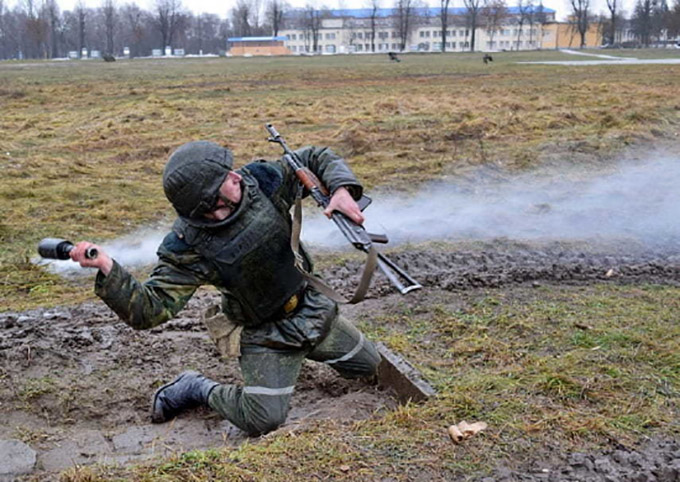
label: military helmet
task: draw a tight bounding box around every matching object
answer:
[163,141,234,222]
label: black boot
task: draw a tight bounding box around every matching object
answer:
[151,371,219,423]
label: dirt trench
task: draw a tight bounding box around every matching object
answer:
[2,239,680,480]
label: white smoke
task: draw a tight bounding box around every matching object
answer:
[303,153,680,248]
[40,152,680,275]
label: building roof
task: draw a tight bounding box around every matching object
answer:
[291,6,554,19]
[227,36,288,42]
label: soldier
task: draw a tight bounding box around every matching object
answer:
[69,140,381,436]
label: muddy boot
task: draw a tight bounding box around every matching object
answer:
[151,371,219,423]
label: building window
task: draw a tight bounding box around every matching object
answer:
[357,32,363,39]
[392,31,398,38]
[356,44,363,51]
[326,44,336,53]
[326,33,336,40]
[450,30,456,36]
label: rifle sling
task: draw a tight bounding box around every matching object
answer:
[291,193,377,304]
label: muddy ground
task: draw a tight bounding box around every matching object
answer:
[2,239,680,480]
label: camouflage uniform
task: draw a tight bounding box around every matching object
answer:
[95,145,380,435]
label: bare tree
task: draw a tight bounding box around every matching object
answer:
[266,0,286,36]
[74,1,87,56]
[154,0,183,50]
[102,0,116,54]
[231,0,252,37]
[669,0,680,38]
[631,0,653,45]
[303,4,322,52]
[394,0,415,51]
[44,0,60,58]
[605,0,618,45]
[463,0,483,51]
[440,0,451,51]
[481,0,507,49]
[366,0,379,52]
[514,0,530,49]
[569,0,590,48]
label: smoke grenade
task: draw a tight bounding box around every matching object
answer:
[38,238,98,260]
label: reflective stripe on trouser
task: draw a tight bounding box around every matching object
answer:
[308,315,380,379]
[208,315,380,436]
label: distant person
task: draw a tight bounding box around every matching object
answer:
[483,54,493,64]
[388,52,401,62]
[69,139,381,436]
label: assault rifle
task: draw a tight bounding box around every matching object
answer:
[266,123,421,299]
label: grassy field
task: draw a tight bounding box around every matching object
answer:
[2,49,680,480]
[2,49,680,312]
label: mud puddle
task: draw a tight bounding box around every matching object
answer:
[3,239,680,479]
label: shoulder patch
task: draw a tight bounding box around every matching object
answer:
[243,162,283,199]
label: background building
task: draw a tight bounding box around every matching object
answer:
[279,6,559,54]
[227,36,291,56]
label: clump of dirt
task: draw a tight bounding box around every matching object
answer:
[488,438,680,481]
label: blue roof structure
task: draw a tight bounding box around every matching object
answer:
[320,6,554,18]
[227,36,288,42]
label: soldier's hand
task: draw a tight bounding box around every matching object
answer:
[324,186,365,225]
[69,241,114,276]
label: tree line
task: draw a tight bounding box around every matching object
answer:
[0,0,292,60]
[0,0,679,60]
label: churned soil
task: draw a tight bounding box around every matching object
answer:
[2,239,680,480]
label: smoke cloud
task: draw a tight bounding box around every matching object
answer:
[41,152,680,274]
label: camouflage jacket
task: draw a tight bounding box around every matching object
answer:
[94,146,361,351]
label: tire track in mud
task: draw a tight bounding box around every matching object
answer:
[320,240,680,298]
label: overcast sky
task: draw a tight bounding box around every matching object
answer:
[7,0,636,25]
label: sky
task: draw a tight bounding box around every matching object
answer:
[6,0,639,23]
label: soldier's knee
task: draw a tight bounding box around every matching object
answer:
[242,405,288,436]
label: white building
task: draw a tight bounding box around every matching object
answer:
[280,6,556,54]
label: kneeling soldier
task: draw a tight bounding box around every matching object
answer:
[70,140,380,436]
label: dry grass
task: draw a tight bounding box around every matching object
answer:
[2,52,680,311]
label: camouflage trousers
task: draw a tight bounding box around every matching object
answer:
[207,313,380,436]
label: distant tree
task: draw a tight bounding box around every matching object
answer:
[231,0,252,36]
[569,0,590,48]
[481,0,508,50]
[440,0,451,51]
[74,1,87,56]
[102,0,116,55]
[394,0,414,51]
[303,4,323,52]
[514,0,530,49]
[631,0,653,46]
[44,0,60,58]
[463,0,483,51]
[669,0,680,37]
[154,0,183,50]
[367,0,379,52]
[651,0,670,44]
[266,0,287,36]
[605,0,618,45]
[120,3,146,57]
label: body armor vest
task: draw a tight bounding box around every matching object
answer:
[173,172,306,326]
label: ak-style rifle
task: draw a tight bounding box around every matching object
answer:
[266,123,421,300]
